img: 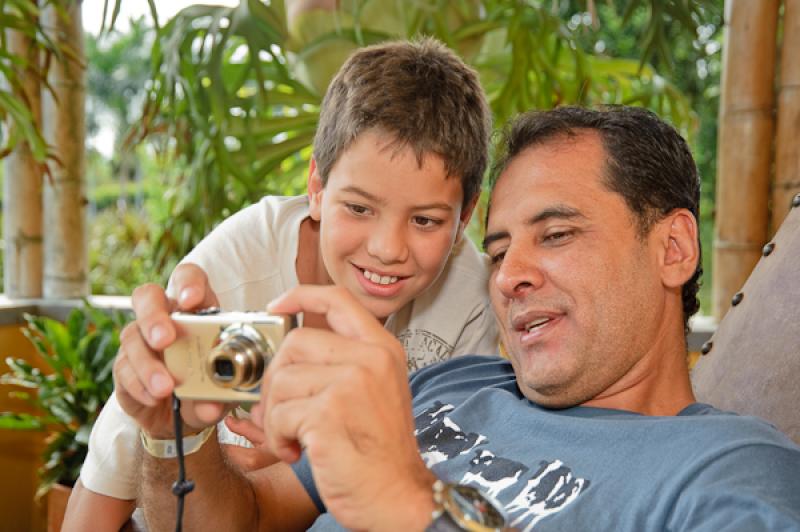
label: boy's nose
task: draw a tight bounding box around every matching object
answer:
[367,224,409,264]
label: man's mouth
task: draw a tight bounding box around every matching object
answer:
[362,268,399,285]
[524,317,552,332]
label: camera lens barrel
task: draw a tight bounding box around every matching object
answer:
[206,323,272,390]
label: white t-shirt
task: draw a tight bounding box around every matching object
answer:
[80,195,498,499]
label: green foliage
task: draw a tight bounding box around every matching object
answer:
[0,0,79,163]
[129,0,712,268]
[0,304,127,497]
[88,209,166,294]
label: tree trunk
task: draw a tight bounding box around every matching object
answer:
[42,0,88,298]
[3,23,44,298]
[712,0,779,320]
[772,0,800,232]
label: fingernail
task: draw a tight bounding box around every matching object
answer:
[150,373,171,396]
[150,325,168,346]
[266,295,284,311]
[179,287,198,305]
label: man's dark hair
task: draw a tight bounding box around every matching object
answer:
[490,105,702,330]
[313,38,491,207]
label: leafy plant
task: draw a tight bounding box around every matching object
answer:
[128,0,715,267]
[0,304,127,497]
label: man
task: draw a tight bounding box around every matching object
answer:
[117,106,800,530]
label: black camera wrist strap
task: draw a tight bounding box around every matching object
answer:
[171,394,195,532]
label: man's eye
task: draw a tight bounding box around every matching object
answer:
[489,251,506,265]
[346,203,370,216]
[543,230,574,243]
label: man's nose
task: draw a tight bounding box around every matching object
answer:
[367,221,409,264]
[493,245,544,299]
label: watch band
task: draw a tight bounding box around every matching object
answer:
[426,479,507,532]
[427,508,467,532]
[140,425,215,459]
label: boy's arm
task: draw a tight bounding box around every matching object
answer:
[139,433,318,531]
[62,480,136,532]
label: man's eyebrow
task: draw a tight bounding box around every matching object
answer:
[529,205,585,224]
[482,231,508,252]
[482,205,585,251]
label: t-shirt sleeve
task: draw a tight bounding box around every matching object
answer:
[668,442,800,531]
[79,392,140,499]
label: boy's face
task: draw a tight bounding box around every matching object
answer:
[309,129,474,320]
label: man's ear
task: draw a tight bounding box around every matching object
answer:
[455,194,480,243]
[308,158,323,221]
[658,208,700,288]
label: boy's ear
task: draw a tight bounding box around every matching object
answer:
[455,194,480,243]
[308,158,323,221]
[657,208,699,288]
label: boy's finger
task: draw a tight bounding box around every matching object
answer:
[268,285,386,342]
[131,283,177,350]
[119,321,175,400]
[170,263,220,311]
[224,416,266,445]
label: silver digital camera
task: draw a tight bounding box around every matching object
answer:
[164,308,294,403]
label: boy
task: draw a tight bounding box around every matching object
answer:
[63,38,496,529]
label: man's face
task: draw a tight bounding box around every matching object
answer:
[484,132,668,407]
[309,129,470,320]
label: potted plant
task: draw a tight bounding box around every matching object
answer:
[0,303,126,530]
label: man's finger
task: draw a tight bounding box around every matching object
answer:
[131,283,177,351]
[170,263,220,311]
[268,285,388,342]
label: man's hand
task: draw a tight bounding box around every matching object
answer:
[255,285,436,531]
[113,263,227,438]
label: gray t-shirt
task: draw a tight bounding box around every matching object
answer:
[293,356,800,531]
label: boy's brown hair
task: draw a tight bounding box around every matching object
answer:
[313,38,491,206]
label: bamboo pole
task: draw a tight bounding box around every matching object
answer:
[42,1,88,298]
[772,0,800,232]
[712,0,780,320]
[3,24,44,297]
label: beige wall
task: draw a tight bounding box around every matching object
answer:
[0,323,48,532]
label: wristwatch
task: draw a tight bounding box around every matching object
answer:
[426,479,507,531]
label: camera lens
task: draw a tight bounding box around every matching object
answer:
[206,323,272,390]
[213,359,235,381]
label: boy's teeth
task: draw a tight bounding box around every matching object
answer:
[363,269,398,285]
[526,317,551,331]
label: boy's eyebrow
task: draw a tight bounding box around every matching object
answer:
[341,186,386,205]
[340,185,454,211]
[482,205,585,251]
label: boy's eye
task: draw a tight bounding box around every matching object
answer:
[412,215,442,228]
[346,203,370,216]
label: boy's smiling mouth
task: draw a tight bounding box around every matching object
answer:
[362,268,399,285]
[352,264,409,297]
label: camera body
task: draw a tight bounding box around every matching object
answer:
[164,308,293,403]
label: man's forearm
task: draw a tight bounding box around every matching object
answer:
[140,433,258,531]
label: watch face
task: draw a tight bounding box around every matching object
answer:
[449,484,506,529]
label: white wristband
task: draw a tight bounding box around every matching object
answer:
[140,425,215,459]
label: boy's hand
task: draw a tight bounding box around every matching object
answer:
[113,263,226,438]
[255,286,436,531]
